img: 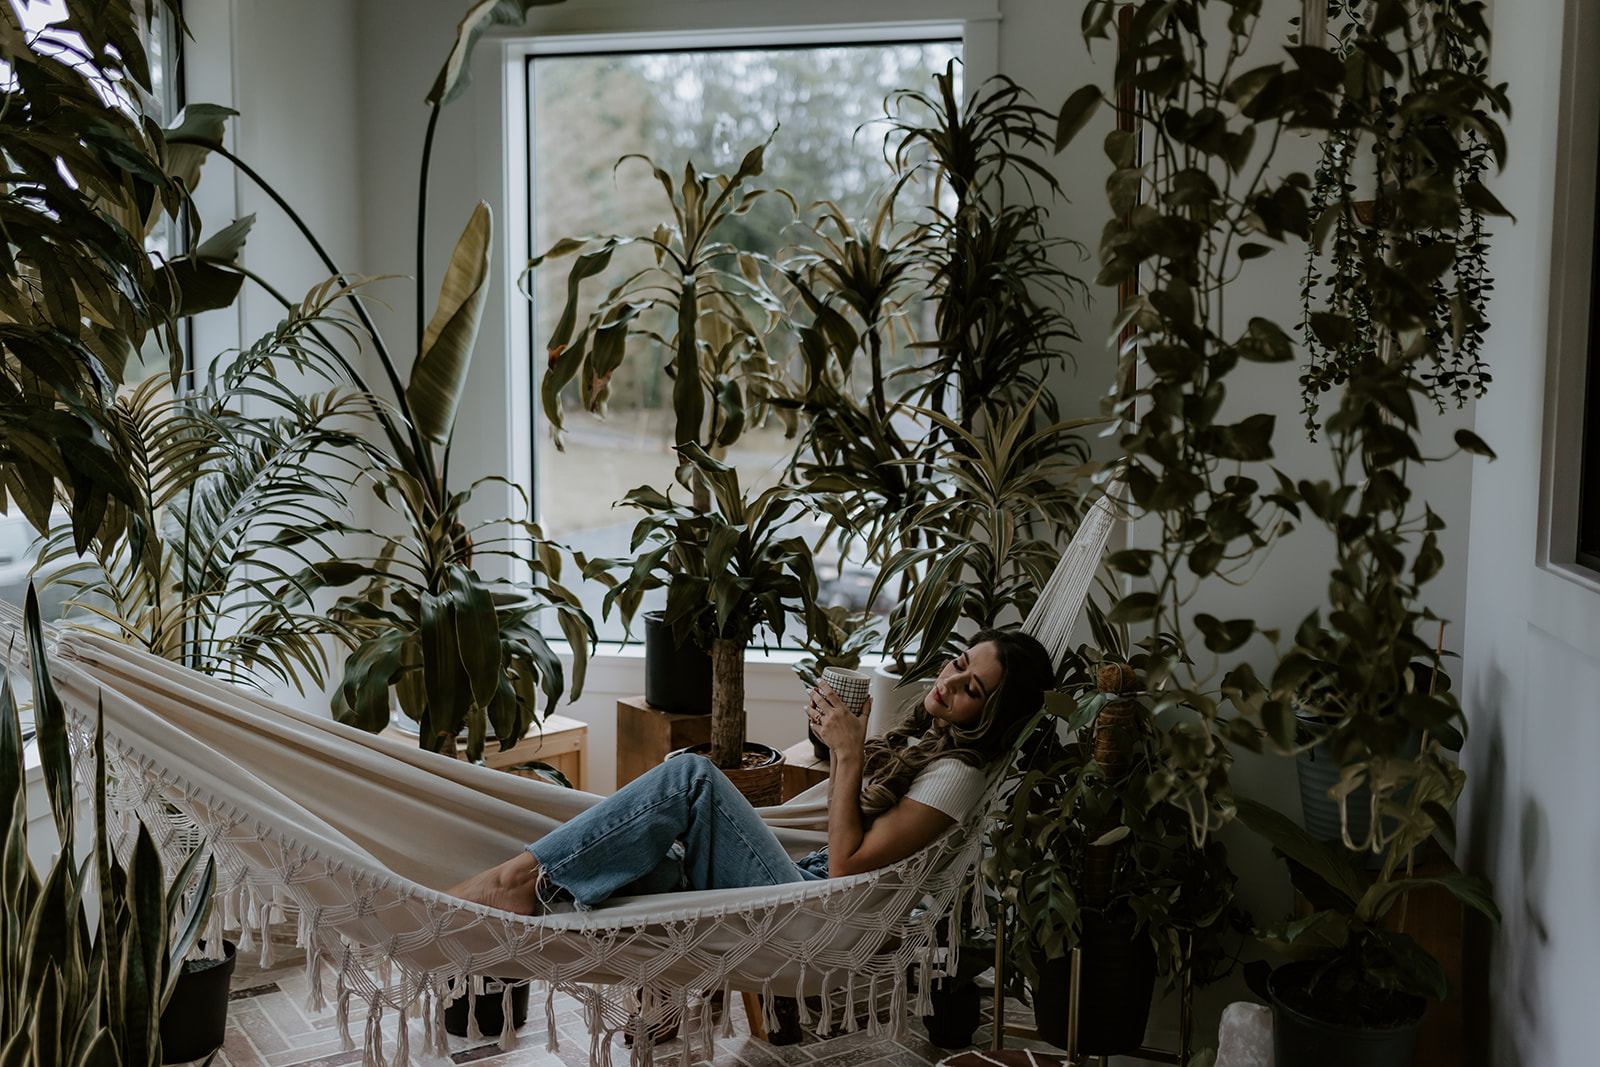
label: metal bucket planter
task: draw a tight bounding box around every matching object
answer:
[1295,713,1422,863]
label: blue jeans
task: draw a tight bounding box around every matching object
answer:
[528,755,828,909]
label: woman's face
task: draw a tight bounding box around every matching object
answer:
[924,641,1004,728]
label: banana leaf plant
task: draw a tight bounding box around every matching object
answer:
[1,585,217,1067]
[147,1,596,759]
[593,444,822,767]
[0,2,248,562]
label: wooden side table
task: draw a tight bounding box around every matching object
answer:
[616,697,711,788]
[779,739,829,801]
[381,714,588,791]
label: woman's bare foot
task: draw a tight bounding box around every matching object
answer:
[445,851,546,915]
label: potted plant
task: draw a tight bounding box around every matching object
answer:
[118,4,603,761]
[1237,797,1498,1066]
[1041,0,1510,1061]
[0,1,246,558]
[591,444,822,802]
[3,586,219,1067]
[987,646,1250,1058]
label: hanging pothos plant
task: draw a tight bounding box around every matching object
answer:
[1297,0,1500,430]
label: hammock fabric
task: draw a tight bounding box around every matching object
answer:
[17,493,1118,1067]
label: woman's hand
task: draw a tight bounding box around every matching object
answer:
[807,679,869,754]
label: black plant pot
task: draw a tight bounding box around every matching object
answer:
[1268,961,1426,1067]
[1031,913,1156,1056]
[808,724,829,762]
[443,978,530,1037]
[923,977,982,1048]
[160,940,236,1064]
[643,610,712,714]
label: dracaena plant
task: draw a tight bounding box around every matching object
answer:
[532,137,796,461]
[1,586,217,1067]
[595,444,821,767]
[782,65,1092,674]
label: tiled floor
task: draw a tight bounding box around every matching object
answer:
[196,931,1058,1067]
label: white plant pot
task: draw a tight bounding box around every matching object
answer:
[867,664,932,737]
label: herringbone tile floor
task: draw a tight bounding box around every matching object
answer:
[193,930,1057,1067]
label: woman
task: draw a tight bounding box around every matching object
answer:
[447,628,1052,913]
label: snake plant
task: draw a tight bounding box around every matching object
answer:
[1,586,216,1066]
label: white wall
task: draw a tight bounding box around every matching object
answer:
[1461,0,1600,1064]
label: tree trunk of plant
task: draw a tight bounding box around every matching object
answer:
[1084,662,1138,908]
[708,636,746,768]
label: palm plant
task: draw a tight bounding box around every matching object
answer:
[36,283,378,690]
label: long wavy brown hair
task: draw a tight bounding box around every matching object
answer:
[858,629,1054,818]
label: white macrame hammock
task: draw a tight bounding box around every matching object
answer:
[11,493,1117,1067]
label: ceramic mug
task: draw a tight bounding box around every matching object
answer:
[820,666,871,717]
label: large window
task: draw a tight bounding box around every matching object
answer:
[526,37,960,641]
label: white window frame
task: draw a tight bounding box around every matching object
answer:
[490,7,1000,600]
[1538,0,1600,593]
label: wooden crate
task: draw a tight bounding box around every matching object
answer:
[616,696,711,788]
[382,714,588,791]
[779,739,829,801]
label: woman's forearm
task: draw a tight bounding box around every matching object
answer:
[826,748,867,872]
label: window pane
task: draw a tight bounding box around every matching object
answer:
[529,42,961,643]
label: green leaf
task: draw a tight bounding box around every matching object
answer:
[427,0,570,107]
[1453,429,1497,460]
[407,202,492,445]
[449,566,502,713]
[1236,797,1368,908]
[1054,85,1103,153]
[1107,591,1159,624]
